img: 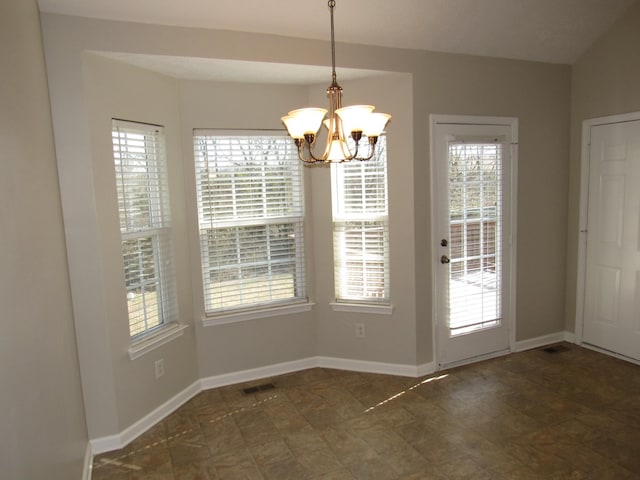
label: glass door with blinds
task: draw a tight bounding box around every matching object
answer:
[432,117,517,369]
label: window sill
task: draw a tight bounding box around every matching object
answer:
[202,301,315,327]
[330,302,394,315]
[128,323,188,360]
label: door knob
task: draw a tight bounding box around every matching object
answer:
[440,255,450,264]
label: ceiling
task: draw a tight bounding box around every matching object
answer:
[38,0,637,82]
[94,52,390,85]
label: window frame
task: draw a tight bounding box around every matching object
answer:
[111,119,184,355]
[192,129,310,323]
[330,136,392,311]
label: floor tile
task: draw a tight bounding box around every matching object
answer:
[92,344,640,480]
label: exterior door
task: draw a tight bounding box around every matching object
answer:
[583,119,640,362]
[432,116,517,369]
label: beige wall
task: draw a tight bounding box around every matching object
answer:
[178,79,317,376]
[410,52,571,349]
[82,54,199,434]
[40,11,571,441]
[0,1,88,478]
[310,74,417,365]
[566,1,640,333]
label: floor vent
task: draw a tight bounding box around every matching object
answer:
[242,383,276,395]
[541,344,570,354]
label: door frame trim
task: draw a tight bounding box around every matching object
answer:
[576,111,640,345]
[429,114,518,369]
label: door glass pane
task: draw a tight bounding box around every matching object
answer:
[448,142,502,336]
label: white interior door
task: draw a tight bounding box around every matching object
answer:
[432,117,517,369]
[583,119,640,362]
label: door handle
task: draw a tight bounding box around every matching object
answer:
[440,255,450,264]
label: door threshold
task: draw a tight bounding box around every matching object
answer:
[438,348,510,371]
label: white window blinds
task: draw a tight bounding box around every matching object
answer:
[112,119,177,338]
[331,137,390,303]
[193,130,306,314]
[448,141,503,336]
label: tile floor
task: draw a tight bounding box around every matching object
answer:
[92,344,640,479]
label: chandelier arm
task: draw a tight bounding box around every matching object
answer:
[294,139,321,164]
[349,138,360,160]
[297,148,315,164]
[304,140,329,163]
[354,150,375,161]
[354,137,379,161]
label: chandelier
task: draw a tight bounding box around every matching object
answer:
[281,0,391,164]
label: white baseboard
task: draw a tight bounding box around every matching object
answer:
[316,356,422,377]
[439,348,511,371]
[200,356,426,390]
[90,379,200,455]
[416,361,437,377]
[200,357,317,390]
[82,443,92,480]
[89,431,120,457]
[514,331,572,352]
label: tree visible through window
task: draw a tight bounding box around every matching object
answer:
[112,120,177,338]
[193,131,306,314]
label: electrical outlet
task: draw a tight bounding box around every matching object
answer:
[155,359,164,379]
[355,323,365,338]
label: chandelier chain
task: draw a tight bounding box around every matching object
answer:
[329,0,338,86]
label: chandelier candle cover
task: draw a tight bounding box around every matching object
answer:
[281,0,391,163]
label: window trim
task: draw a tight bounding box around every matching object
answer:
[331,136,391,305]
[329,301,393,315]
[201,300,314,327]
[128,323,188,360]
[112,119,182,346]
[193,129,308,317]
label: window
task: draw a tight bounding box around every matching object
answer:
[331,137,390,304]
[448,141,502,335]
[193,130,306,316]
[112,120,177,339]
